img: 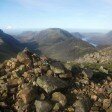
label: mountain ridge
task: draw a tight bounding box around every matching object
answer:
[0,30,23,62]
[15,28,96,61]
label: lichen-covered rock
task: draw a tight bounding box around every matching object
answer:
[73,96,92,112]
[6,59,19,70]
[107,104,112,112]
[36,76,68,93]
[99,66,108,74]
[82,68,93,79]
[7,77,23,86]
[17,49,33,67]
[52,92,67,106]
[103,99,111,109]
[67,106,75,112]
[53,103,61,111]
[14,99,29,112]
[50,61,65,74]
[34,100,53,112]
[46,70,54,76]
[59,71,72,79]
[0,83,8,101]
[18,84,37,104]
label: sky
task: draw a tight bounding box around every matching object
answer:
[0,0,112,32]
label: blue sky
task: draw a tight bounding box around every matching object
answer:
[0,0,112,31]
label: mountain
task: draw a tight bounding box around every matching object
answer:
[83,31,112,46]
[14,28,96,61]
[36,28,74,46]
[72,32,98,47]
[0,29,23,62]
[72,32,84,39]
[36,28,96,61]
[106,31,112,37]
[102,31,112,45]
[15,31,38,43]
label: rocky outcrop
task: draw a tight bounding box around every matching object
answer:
[34,100,53,112]
[76,46,112,64]
[0,49,111,112]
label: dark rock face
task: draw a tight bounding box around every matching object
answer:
[0,49,112,112]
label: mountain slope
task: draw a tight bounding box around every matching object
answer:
[15,28,96,61]
[102,31,112,45]
[37,28,74,46]
[15,31,38,43]
[0,29,23,62]
[72,32,84,39]
[36,28,96,61]
[83,31,112,46]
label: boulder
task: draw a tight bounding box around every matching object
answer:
[103,99,111,109]
[52,92,67,106]
[59,71,72,79]
[73,96,92,112]
[18,65,26,73]
[107,104,112,112]
[0,83,8,101]
[82,68,93,79]
[34,100,53,112]
[14,99,29,112]
[17,49,33,67]
[7,78,23,87]
[91,95,98,101]
[67,107,75,112]
[36,76,68,93]
[46,70,54,76]
[99,66,108,74]
[6,59,19,70]
[41,65,49,73]
[50,61,65,74]
[53,103,61,111]
[18,84,37,104]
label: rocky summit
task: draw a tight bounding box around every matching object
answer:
[0,49,112,112]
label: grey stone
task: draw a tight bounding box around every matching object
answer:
[36,76,68,93]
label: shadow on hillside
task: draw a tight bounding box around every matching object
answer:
[91,71,111,83]
[22,41,42,55]
[0,41,42,63]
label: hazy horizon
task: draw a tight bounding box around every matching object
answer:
[2,28,111,35]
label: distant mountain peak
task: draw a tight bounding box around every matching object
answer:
[38,28,74,40]
[106,30,112,37]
